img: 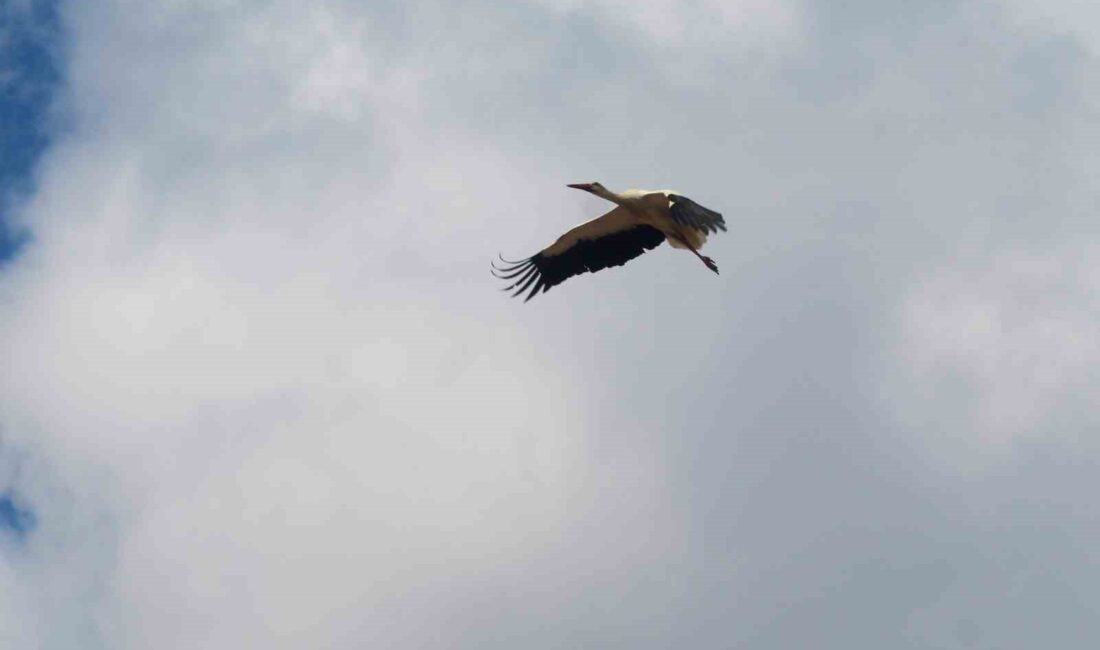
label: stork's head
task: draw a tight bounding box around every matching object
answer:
[567,182,605,194]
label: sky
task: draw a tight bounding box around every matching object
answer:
[0,0,1098,648]
[0,0,57,264]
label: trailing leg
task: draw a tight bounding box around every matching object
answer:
[670,233,719,274]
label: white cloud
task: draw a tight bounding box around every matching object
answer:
[4,0,1100,647]
[0,1,677,646]
[0,565,37,650]
[536,0,802,50]
[898,245,1100,453]
[998,0,1100,52]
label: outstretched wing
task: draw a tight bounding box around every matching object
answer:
[667,194,726,234]
[492,206,666,302]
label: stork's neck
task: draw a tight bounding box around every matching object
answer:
[591,185,624,204]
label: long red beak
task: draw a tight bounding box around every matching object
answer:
[567,183,592,190]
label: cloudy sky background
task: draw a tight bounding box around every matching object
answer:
[1,0,1098,647]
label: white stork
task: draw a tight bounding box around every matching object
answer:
[493,182,726,302]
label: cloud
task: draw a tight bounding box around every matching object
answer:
[1,1,682,646]
[998,0,1100,53]
[897,245,1100,456]
[535,0,802,50]
[2,0,1100,648]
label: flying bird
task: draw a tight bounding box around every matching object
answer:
[493,182,726,302]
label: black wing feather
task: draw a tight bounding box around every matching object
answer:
[492,225,666,302]
[667,194,726,234]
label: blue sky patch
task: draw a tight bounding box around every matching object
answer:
[0,492,35,540]
[0,0,62,264]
